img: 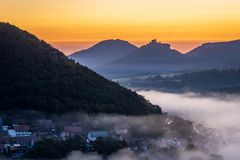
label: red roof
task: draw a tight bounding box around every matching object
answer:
[13,124,30,132]
[64,126,82,134]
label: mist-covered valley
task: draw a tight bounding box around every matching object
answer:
[62,90,240,160]
[1,0,240,159]
[138,90,240,160]
[1,20,240,160]
[0,22,228,160]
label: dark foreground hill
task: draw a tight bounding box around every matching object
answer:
[0,22,161,115]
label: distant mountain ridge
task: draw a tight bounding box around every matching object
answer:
[69,39,137,68]
[111,39,183,64]
[95,39,188,76]
[186,39,240,69]
[188,39,240,57]
[69,39,240,77]
[0,22,161,115]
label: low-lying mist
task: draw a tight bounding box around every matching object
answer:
[29,90,239,160]
[59,91,232,160]
[138,90,240,160]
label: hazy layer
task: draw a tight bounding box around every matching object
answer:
[138,91,240,160]
[62,91,239,160]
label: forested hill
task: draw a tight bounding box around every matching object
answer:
[122,69,240,93]
[0,22,161,115]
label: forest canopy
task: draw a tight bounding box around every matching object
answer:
[0,22,161,115]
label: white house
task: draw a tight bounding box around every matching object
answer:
[8,129,31,137]
[87,131,110,141]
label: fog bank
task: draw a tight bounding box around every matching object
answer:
[138,90,240,160]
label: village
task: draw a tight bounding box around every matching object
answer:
[0,114,225,160]
[0,114,189,159]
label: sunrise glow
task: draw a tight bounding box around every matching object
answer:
[1,0,240,54]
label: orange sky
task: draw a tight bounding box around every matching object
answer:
[1,0,240,54]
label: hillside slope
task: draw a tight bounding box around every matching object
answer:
[0,22,161,115]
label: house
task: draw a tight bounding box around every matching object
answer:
[8,130,17,137]
[16,136,35,147]
[154,138,181,149]
[8,129,31,138]
[0,131,10,144]
[10,144,21,152]
[62,125,83,139]
[2,143,27,158]
[11,152,25,159]
[13,124,30,132]
[15,131,31,137]
[113,123,131,140]
[87,131,110,141]
[2,125,10,131]
[35,119,55,133]
[166,119,173,125]
[114,123,129,135]
[3,144,11,153]
[127,139,150,152]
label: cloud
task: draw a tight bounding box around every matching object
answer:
[64,151,102,160]
[59,90,240,160]
[108,149,138,160]
[138,90,240,160]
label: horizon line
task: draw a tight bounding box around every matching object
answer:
[50,38,240,55]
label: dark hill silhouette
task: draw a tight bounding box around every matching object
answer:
[186,40,240,69]
[69,38,240,77]
[96,40,187,76]
[96,39,240,77]
[0,22,161,115]
[69,39,137,68]
[112,39,183,64]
